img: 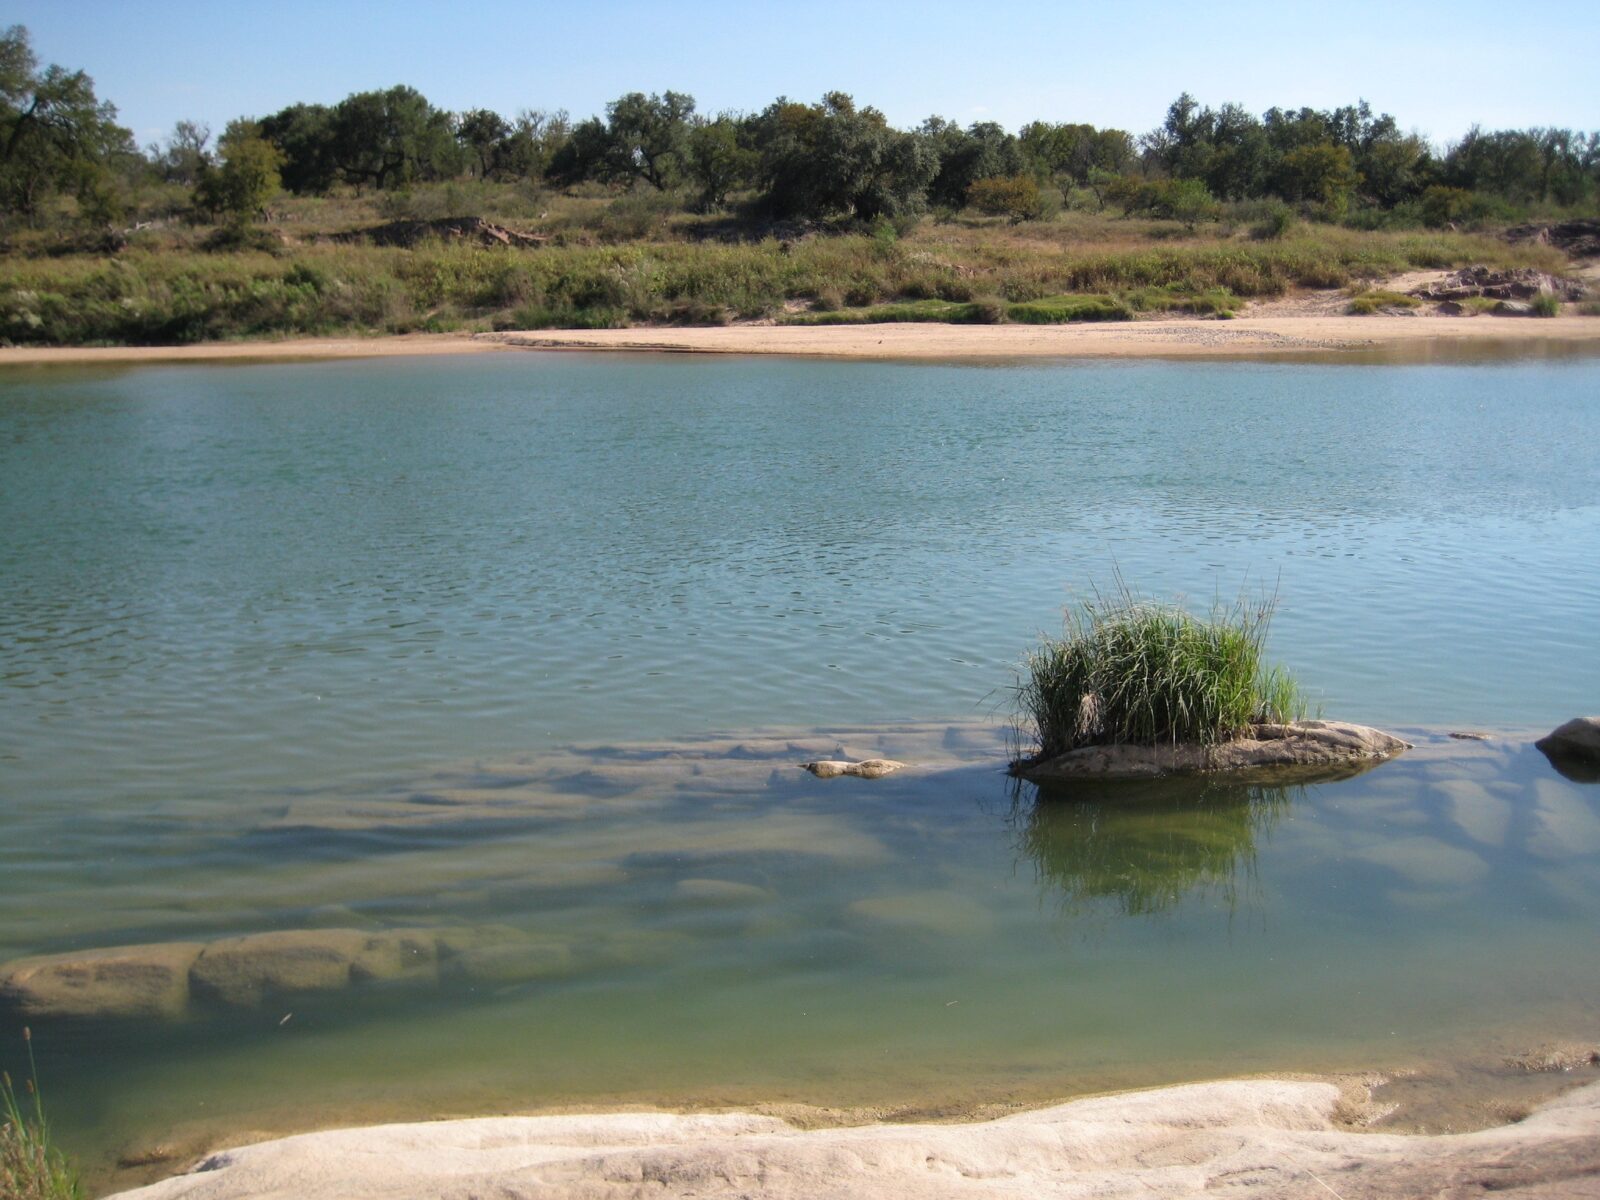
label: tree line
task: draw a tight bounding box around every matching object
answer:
[4,23,1598,234]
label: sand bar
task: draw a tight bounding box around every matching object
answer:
[491,314,1600,360]
[2,314,1599,368]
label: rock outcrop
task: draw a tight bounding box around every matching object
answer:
[101,1077,1600,1200]
[1536,716,1600,782]
[1505,218,1600,258]
[1411,266,1586,303]
[1537,716,1600,761]
[1015,720,1411,783]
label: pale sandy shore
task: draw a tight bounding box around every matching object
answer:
[490,314,1600,360]
[2,314,1598,368]
[104,1076,1600,1200]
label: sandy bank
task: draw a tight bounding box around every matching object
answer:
[104,1075,1600,1199]
[0,332,509,367]
[490,314,1600,360]
[2,315,1597,368]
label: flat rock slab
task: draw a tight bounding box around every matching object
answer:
[103,1077,1600,1200]
[1018,720,1411,783]
[800,758,905,779]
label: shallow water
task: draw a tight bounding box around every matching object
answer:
[1,353,1598,1174]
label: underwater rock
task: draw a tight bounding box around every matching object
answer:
[673,879,774,905]
[799,758,905,779]
[0,942,203,1020]
[1016,720,1411,783]
[188,929,439,1007]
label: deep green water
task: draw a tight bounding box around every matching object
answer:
[1,353,1598,1173]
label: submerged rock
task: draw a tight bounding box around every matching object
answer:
[0,926,560,1019]
[1016,720,1411,783]
[799,758,905,780]
[188,929,439,1008]
[0,942,203,1020]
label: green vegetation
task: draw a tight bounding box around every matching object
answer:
[1,215,1565,345]
[1532,292,1562,317]
[1346,289,1422,314]
[1015,583,1304,763]
[1,1030,82,1200]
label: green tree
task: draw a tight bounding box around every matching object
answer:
[150,119,211,185]
[751,92,936,222]
[685,115,754,210]
[1275,142,1357,207]
[0,24,133,222]
[194,120,282,223]
[455,108,510,179]
[258,103,337,194]
[921,118,1024,209]
[327,86,458,191]
[603,90,695,190]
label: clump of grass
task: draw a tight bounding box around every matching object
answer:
[1531,292,1561,318]
[1005,293,1131,323]
[1015,582,1304,762]
[2,1030,82,1200]
[1346,289,1421,315]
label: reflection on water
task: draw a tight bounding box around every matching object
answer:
[1014,777,1295,916]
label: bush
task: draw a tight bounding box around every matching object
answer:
[1346,289,1420,315]
[1014,582,1303,761]
[1532,292,1561,318]
[1250,202,1295,241]
[1006,293,1131,323]
[967,174,1044,222]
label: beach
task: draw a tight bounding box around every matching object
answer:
[3,312,1599,368]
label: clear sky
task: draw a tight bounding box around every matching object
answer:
[11,0,1600,150]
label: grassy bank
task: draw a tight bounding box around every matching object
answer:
[0,211,1570,347]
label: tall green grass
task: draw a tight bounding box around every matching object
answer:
[1,1030,82,1200]
[1015,582,1304,761]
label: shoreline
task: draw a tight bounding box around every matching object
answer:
[102,1065,1600,1199]
[1,313,1598,367]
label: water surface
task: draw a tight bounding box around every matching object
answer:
[1,353,1597,1174]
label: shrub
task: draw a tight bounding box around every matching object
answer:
[1014,582,1303,761]
[1347,289,1421,314]
[1532,292,1560,318]
[967,174,1044,222]
[1250,202,1295,241]
[1006,293,1131,323]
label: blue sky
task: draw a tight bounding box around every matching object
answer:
[12,1,1600,150]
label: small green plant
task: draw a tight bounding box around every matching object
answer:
[1,1029,82,1200]
[1347,289,1420,315]
[1531,292,1561,318]
[1014,580,1304,763]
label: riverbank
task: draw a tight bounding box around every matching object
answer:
[102,1071,1600,1199]
[3,312,1599,367]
